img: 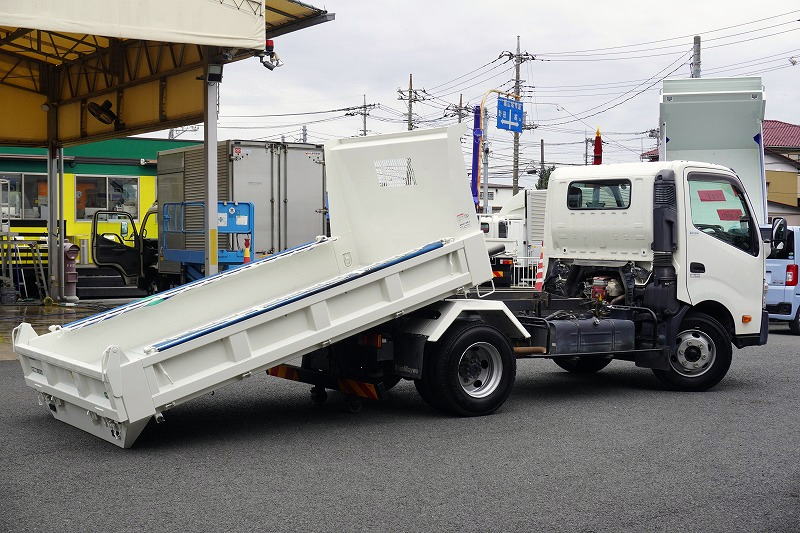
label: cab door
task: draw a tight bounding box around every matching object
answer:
[92,211,141,285]
[683,171,763,334]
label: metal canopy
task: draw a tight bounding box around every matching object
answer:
[0,0,333,147]
[0,0,332,300]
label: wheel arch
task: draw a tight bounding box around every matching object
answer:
[402,300,530,344]
[689,300,735,339]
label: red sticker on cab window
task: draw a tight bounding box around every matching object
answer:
[717,208,742,221]
[698,189,725,202]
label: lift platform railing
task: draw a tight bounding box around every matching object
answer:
[161,201,255,268]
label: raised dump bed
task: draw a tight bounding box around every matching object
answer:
[13,124,495,447]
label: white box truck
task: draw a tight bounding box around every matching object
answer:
[13,126,777,447]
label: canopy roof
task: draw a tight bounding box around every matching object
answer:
[0,0,332,146]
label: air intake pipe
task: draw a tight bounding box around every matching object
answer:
[645,169,680,315]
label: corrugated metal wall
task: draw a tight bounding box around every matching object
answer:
[526,188,547,243]
[182,143,230,250]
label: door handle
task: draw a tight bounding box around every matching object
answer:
[690,262,705,273]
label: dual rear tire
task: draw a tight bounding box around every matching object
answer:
[415,322,516,416]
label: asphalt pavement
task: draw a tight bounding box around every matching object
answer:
[1,325,799,532]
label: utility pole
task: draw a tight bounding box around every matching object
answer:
[691,35,701,78]
[361,94,368,136]
[512,36,522,195]
[407,74,413,130]
[345,98,377,136]
[540,139,545,178]
[301,124,307,143]
[445,93,469,123]
[500,37,535,195]
[397,74,428,130]
[584,132,590,165]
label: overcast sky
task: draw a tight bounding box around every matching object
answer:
[167,1,800,186]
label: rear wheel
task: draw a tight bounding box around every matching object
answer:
[789,309,800,335]
[652,312,732,391]
[416,322,516,416]
[553,356,612,374]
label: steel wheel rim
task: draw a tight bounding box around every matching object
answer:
[672,328,716,377]
[457,342,503,398]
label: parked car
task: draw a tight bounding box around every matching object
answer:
[766,224,800,334]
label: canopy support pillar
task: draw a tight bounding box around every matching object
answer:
[45,92,65,302]
[203,69,219,277]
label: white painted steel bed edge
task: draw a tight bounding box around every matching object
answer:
[13,324,104,379]
[21,376,124,421]
[147,238,486,408]
[142,236,478,364]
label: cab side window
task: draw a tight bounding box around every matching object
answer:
[567,180,631,210]
[688,177,757,255]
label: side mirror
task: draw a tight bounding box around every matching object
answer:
[771,217,788,253]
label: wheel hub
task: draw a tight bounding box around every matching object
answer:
[457,342,503,398]
[672,329,716,377]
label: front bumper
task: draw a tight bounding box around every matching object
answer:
[733,310,769,348]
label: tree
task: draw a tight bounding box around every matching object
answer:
[536,165,556,190]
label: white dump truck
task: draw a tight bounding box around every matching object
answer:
[13,125,778,448]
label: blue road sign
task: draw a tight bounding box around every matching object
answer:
[496,96,523,133]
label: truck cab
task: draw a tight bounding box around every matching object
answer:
[479,213,525,286]
[766,225,800,333]
[542,160,770,389]
[91,206,163,293]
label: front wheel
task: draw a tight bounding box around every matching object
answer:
[652,312,732,391]
[416,323,516,416]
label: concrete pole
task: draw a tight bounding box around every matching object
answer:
[584,131,589,165]
[407,74,414,131]
[361,94,368,136]
[458,94,464,123]
[540,139,545,178]
[691,36,701,78]
[204,73,219,277]
[512,35,521,195]
[302,124,308,143]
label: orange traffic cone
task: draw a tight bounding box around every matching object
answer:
[243,238,251,263]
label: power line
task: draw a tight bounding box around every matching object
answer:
[221,105,366,118]
[425,56,504,91]
[536,9,800,55]
[537,19,799,58]
[538,26,799,62]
